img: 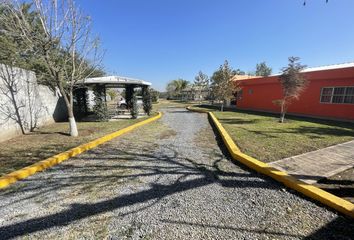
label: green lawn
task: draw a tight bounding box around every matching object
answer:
[0,115,155,176]
[153,99,197,110]
[195,106,354,162]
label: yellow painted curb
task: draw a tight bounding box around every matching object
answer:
[0,112,162,189]
[187,106,354,218]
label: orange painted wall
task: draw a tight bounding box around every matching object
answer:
[236,67,354,121]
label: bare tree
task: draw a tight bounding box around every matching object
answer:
[210,60,240,111]
[0,64,26,134]
[0,63,45,134]
[277,57,307,123]
[5,0,103,136]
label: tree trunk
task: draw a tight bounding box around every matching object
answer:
[280,101,285,123]
[221,102,224,112]
[226,98,231,107]
[58,82,79,136]
[68,107,78,137]
[68,89,78,137]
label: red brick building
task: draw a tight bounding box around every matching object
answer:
[234,63,354,121]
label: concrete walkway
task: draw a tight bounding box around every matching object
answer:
[269,140,354,184]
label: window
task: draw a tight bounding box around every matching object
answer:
[248,89,253,95]
[320,86,354,104]
[332,87,345,103]
[344,87,354,103]
[320,88,332,103]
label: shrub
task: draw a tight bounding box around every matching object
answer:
[151,90,159,103]
[131,92,139,119]
[143,87,153,115]
[93,85,109,121]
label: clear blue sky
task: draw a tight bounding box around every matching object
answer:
[76,0,354,91]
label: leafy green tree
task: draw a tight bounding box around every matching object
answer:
[194,71,209,88]
[166,78,190,99]
[194,71,209,100]
[277,57,307,123]
[0,3,46,71]
[150,89,159,103]
[255,62,272,77]
[210,60,240,111]
[232,69,246,76]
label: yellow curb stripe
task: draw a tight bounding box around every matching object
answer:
[208,112,241,153]
[0,112,162,189]
[187,106,354,218]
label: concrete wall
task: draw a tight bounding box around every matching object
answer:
[0,64,67,142]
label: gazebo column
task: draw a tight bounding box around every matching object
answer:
[83,87,88,114]
[125,85,134,109]
[73,86,88,117]
[93,84,108,113]
[104,85,107,103]
[94,84,106,105]
[142,85,148,96]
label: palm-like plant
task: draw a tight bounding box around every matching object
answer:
[166,78,190,99]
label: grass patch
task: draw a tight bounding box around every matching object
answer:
[153,99,201,110]
[192,106,354,162]
[0,114,157,176]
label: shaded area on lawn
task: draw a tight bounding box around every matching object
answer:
[0,117,151,177]
[195,105,354,163]
[192,105,354,204]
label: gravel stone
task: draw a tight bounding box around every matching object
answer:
[0,107,353,239]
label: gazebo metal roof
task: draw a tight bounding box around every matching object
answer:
[79,76,152,88]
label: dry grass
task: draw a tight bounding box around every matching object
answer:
[153,99,198,110]
[0,115,156,176]
[191,106,354,162]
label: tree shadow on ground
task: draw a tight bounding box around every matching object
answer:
[303,216,354,240]
[198,104,354,130]
[216,118,263,125]
[162,219,306,238]
[286,126,354,138]
[0,144,285,239]
[30,130,70,136]
[0,118,353,239]
[224,125,354,141]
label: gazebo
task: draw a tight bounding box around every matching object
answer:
[74,76,152,117]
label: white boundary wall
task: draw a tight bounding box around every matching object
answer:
[0,64,67,142]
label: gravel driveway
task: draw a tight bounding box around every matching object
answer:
[0,108,353,239]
